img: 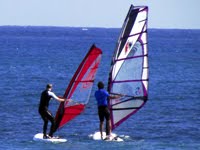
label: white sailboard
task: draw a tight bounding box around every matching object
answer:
[33,133,67,143]
[89,131,123,142]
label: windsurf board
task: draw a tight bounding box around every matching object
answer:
[33,133,67,143]
[89,131,123,142]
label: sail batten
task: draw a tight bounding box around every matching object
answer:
[121,30,147,40]
[115,54,148,62]
[112,79,148,83]
[108,5,149,130]
[112,106,144,110]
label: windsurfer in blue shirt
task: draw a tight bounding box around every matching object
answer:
[39,84,70,139]
[94,81,121,140]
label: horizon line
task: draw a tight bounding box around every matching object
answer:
[0,25,199,30]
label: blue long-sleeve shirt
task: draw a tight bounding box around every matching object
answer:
[95,89,109,106]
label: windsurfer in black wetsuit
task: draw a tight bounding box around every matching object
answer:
[39,84,70,139]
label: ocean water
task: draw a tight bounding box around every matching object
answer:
[0,26,199,150]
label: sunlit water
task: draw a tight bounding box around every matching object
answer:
[0,26,199,149]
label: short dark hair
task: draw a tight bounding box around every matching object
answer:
[97,81,104,89]
[46,84,52,89]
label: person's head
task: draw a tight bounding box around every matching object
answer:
[46,83,52,91]
[97,81,104,89]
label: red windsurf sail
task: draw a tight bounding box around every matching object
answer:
[55,44,102,130]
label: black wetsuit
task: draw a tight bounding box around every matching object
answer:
[38,90,55,137]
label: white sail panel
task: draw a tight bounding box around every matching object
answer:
[112,99,144,124]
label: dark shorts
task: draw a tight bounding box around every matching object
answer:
[98,106,110,122]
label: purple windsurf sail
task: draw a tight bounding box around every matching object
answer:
[108,5,149,130]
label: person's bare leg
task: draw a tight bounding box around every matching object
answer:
[100,121,104,139]
[106,120,111,138]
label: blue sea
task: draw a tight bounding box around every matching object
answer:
[0,26,199,150]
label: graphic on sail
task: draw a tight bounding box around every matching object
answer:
[108,5,149,130]
[55,44,102,130]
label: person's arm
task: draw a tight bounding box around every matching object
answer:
[56,97,65,102]
[103,90,122,100]
[109,95,119,99]
[57,97,72,102]
[48,91,70,102]
[109,94,123,99]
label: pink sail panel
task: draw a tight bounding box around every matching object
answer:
[55,45,102,130]
[108,5,149,130]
